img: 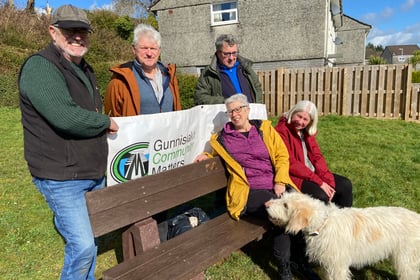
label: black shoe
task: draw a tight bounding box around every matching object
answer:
[277,261,292,280]
[290,261,321,280]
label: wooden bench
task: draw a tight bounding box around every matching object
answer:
[86,156,272,280]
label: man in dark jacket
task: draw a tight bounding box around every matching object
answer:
[18,5,118,279]
[194,34,262,105]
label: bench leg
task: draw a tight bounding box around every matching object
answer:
[122,217,160,260]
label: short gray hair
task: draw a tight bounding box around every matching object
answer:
[225,93,249,107]
[132,24,161,48]
[285,100,318,135]
[215,34,238,51]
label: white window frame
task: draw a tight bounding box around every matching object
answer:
[211,2,238,26]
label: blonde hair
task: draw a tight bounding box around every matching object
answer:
[285,100,318,135]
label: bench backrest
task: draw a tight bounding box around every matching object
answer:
[86,157,227,238]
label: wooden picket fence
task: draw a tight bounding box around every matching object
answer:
[258,64,420,121]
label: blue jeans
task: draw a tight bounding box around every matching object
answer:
[33,177,105,280]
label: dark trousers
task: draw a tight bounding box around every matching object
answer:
[245,189,306,262]
[301,173,353,207]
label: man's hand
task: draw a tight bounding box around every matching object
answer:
[108,118,119,134]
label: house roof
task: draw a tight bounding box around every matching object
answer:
[151,0,344,15]
[383,44,420,56]
[150,0,209,11]
[342,14,371,29]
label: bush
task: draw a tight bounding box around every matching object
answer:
[0,8,50,50]
[93,62,115,99]
[412,71,420,83]
[0,41,32,107]
[177,73,198,109]
[114,15,135,40]
[88,9,119,30]
[86,28,132,63]
[368,55,387,65]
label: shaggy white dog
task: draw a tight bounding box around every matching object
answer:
[266,192,420,280]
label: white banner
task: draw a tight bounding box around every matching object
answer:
[107,104,267,186]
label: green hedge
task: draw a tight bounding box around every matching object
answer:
[177,73,198,109]
[412,71,420,83]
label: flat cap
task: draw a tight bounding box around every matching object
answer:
[51,5,91,30]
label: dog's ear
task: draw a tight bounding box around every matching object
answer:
[285,202,312,234]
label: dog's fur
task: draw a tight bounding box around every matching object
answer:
[266,192,420,280]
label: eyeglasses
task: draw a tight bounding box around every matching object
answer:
[221,51,239,58]
[58,28,90,37]
[226,105,248,115]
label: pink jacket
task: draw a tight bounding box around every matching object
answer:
[274,116,335,189]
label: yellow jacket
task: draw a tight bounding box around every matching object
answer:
[208,120,298,220]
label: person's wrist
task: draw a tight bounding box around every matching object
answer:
[275,184,285,191]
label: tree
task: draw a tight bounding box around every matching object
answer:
[112,0,159,18]
[2,0,14,8]
[25,0,34,12]
[145,12,159,30]
[366,43,384,53]
[409,50,420,69]
[115,15,135,40]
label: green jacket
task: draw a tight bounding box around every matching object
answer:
[207,120,298,220]
[194,54,262,105]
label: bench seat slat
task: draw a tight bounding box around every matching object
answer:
[86,157,226,215]
[103,213,272,280]
[86,157,227,237]
[90,174,227,237]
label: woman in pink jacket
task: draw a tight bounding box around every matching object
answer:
[275,100,352,207]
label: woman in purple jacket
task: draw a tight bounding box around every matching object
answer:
[275,100,353,207]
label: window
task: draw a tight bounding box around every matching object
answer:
[211,2,238,26]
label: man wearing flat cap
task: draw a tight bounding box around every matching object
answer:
[18,4,118,279]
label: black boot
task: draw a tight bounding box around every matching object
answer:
[277,260,292,280]
[290,260,321,280]
[290,232,321,280]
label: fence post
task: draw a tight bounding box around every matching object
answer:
[384,65,394,118]
[403,63,413,121]
[377,65,385,117]
[342,67,348,116]
[277,68,285,115]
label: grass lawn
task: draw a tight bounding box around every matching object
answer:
[1,107,419,279]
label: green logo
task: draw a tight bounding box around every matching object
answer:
[110,142,149,183]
